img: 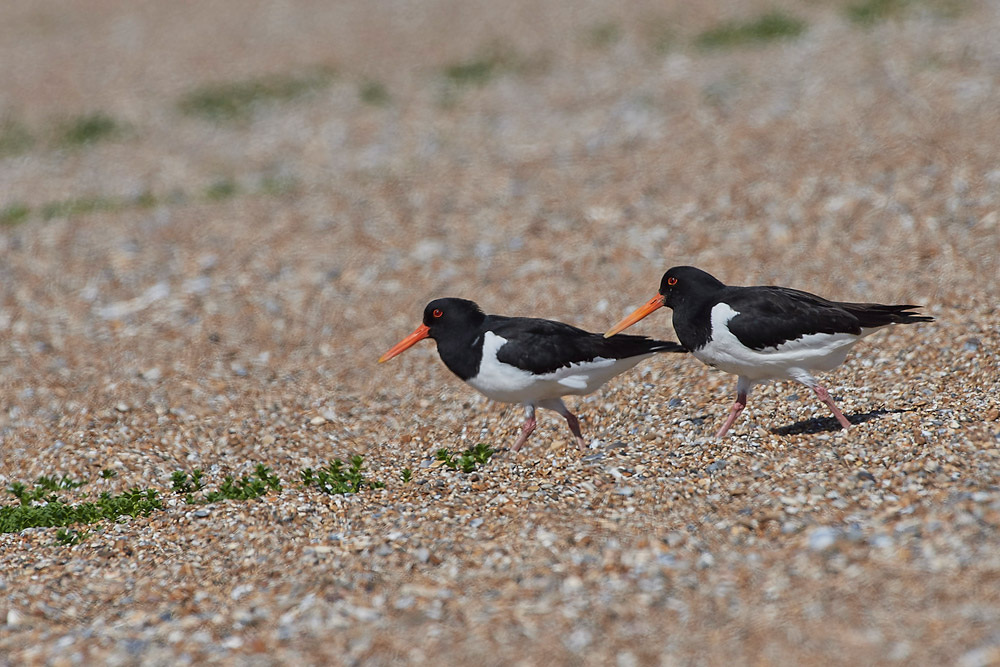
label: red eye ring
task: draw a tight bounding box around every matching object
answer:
[667,277,678,286]
[432,308,443,318]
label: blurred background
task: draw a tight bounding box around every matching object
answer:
[1,0,997,468]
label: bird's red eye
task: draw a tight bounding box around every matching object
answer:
[667,277,678,286]
[432,309,443,318]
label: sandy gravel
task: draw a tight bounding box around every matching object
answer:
[1,1,999,664]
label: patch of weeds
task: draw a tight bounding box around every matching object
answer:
[58,112,124,147]
[586,22,621,49]
[178,67,335,122]
[401,468,413,483]
[40,195,119,220]
[204,178,239,201]
[0,202,30,226]
[99,469,118,480]
[845,0,963,25]
[695,11,806,50]
[845,0,910,24]
[171,469,204,496]
[444,58,498,87]
[202,465,282,503]
[8,475,87,505]
[301,455,385,495]
[359,79,390,106]
[0,486,162,534]
[55,528,89,546]
[443,45,521,88]
[436,443,495,473]
[0,117,35,156]
[133,190,158,208]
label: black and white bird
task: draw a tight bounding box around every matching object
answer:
[379,298,686,452]
[605,266,932,437]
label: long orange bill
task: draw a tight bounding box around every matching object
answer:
[604,294,665,338]
[378,324,431,362]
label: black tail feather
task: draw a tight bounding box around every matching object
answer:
[650,340,688,354]
[839,303,933,328]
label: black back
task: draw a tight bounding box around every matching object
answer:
[658,266,933,351]
[422,297,685,380]
[489,315,684,375]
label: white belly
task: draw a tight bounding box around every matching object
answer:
[696,303,862,380]
[465,332,652,404]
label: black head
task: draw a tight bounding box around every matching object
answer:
[421,298,486,338]
[379,297,487,363]
[659,266,726,308]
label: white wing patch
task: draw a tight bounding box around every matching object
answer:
[696,303,863,380]
[465,331,652,404]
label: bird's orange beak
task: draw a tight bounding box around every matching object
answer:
[604,294,665,337]
[378,324,431,363]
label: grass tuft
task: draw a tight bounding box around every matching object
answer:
[695,11,806,50]
[436,443,495,473]
[0,117,35,156]
[442,47,517,88]
[58,112,123,147]
[846,0,908,24]
[359,79,390,106]
[301,455,385,495]
[178,67,335,122]
[40,196,119,220]
[55,528,89,546]
[1,202,30,226]
[204,178,239,201]
[1,483,162,535]
[586,22,621,49]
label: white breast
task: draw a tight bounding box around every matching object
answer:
[695,303,862,380]
[465,331,652,404]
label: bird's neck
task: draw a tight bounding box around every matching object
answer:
[670,294,718,351]
[433,325,485,381]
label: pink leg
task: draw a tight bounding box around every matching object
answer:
[715,391,747,438]
[537,398,588,451]
[511,415,537,452]
[813,384,851,430]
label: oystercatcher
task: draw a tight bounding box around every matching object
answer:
[379,298,686,452]
[605,266,932,437]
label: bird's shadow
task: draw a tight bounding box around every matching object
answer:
[771,407,916,436]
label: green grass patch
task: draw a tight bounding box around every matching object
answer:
[58,112,124,147]
[436,443,495,473]
[359,79,390,106]
[586,22,621,49]
[173,465,282,504]
[0,117,35,156]
[55,528,89,546]
[695,11,806,50]
[40,195,120,220]
[204,178,239,201]
[0,202,30,226]
[301,455,385,495]
[1,477,162,536]
[442,47,518,88]
[845,0,909,24]
[178,67,335,122]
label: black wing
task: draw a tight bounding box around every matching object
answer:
[488,315,685,375]
[724,286,863,351]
